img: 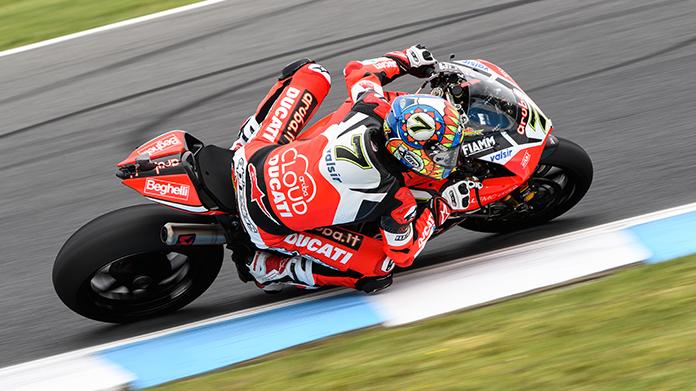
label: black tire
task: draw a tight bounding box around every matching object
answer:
[53,204,223,323]
[459,137,593,233]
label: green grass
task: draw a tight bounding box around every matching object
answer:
[0,0,198,51]
[152,255,696,390]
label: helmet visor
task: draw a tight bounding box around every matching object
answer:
[425,141,459,169]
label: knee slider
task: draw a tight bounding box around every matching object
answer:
[279,58,315,80]
[355,274,393,293]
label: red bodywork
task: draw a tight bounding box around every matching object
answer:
[298,60,551,211]
[117,131,224,215]
[118,60,551,215]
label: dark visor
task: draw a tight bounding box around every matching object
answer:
[425,141,459,169]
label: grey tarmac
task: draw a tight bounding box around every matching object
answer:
[0,0,694,367]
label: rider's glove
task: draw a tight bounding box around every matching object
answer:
[386,44,437,78]
[441,180,473,212]
[406,44,437,77]
[429,196,452,228]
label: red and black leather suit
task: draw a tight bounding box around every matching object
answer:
[232,49,446,290]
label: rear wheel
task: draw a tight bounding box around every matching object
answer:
[53,204,223,323]
[459,137,593,233]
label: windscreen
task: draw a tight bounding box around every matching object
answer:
[462,76,521,134]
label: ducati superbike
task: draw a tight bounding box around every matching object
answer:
[53,59,593,323]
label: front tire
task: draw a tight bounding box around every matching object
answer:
[459,137,593,233]
[53,204,223,323]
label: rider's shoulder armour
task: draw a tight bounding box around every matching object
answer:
[319,112,404,223]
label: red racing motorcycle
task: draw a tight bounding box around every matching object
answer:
[53,60,593,323]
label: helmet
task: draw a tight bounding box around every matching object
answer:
[384,94,464,180]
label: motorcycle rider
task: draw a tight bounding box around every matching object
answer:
[232,45,472,293]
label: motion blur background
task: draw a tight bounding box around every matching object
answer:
[0,0,694,387]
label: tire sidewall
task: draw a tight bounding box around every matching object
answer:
[53,204,223,323]
[459,137,593,233]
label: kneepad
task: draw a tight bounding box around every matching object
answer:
[279,58,315,80]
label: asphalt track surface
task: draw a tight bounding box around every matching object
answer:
[1,0,695,367]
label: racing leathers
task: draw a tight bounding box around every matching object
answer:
[232,46,450,292]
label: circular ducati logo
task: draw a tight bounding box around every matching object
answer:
[406,113,436,141]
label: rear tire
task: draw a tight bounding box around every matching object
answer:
[459,137,593,233]
[53,204,223,323]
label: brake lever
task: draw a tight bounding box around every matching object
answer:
[415,65,441,94]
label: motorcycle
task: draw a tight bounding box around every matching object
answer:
[53,59,593,323]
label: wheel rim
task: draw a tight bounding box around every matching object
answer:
[87,250,195,315]
[494,163,581,222]
[527,165,571,210]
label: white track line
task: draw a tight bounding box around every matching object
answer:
[401,201,696,278]
[1,200,695,374]
[0,0,227,59]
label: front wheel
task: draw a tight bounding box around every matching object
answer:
[53,204,223,323]
[459,137,593,233]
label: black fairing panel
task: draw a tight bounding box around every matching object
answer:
[195,145,238,213]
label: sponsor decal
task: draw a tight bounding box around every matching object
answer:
[261,87,300,142]
[517,98,529,135]
[285,90,317,137]
[360,57,398,70]
[235,156,258,234]
[177,234,196,246]
[308,63,331,84]
[402,150,424,171]
[462,179,483,190]
[143,178,190,201]
[311,227,364,250]
[521,150,532,168]
[403,205,417,222]
[247,164,278,224]
[283,233,355,264]
[324,148,342,182]
[459,59,490,72]
[266,147,317,218]
[155,158,180,170]
[462,136,495,156]
[351,79,383,101]
[415,215,435,251]
[393,232,411,242]
[357,80,379,90]
[381,258,395,273]
[438,62,462,73]
[488,148,513,163]
[373,59,398,69]
[480,189,514,203]
[136,134,182,156]
[437,203,451,226]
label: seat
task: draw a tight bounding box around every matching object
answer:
[194,145,238,213]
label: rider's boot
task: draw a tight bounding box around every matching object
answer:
[247,251,316,293]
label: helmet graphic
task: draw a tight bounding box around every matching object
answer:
[384,94,464,179]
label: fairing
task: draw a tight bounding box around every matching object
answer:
[302,60,555,213]
[117,131,224,215]
[409,60,555,211]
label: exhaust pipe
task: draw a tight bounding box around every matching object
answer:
[161,223,227,246]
